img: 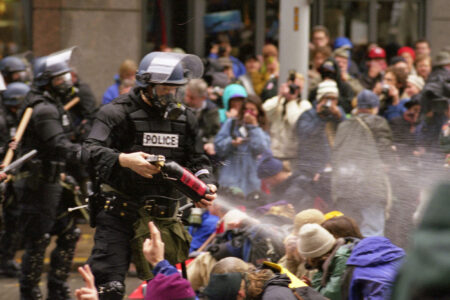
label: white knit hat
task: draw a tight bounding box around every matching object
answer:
[407,75,425,90]
[297,223,336,258]
[317,80,339,101]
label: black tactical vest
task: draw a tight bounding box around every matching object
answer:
[121,94,189,166]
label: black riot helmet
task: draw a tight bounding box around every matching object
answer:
[136,52,204,119]
[33,47,80,96]
[3,82,30,108]
[0,56,28,84]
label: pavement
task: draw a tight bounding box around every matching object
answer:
[0,223,143,299]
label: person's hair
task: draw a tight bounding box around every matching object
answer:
[312,25,330,38]
[239,94,269,131]
[262,44,278,58]
[119,59,137,79]
[312,46,332,60]
[414,54,432,67]
[210,257,254,275]
[321,216,364,239]
[414,38,430,48]
[385,66,408,88]
[186,78,208,98]
[246,269,275,299]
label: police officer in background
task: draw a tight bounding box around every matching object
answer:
[0,55,30,85]
[14,47,88,299]
[0,82,30,278]
[85,51,217,299]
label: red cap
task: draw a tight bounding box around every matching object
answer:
[368,47,386,59]
[398,46,416,61]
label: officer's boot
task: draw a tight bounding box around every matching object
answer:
[98,281,126,300]
[0,192,23,277]
[19,233,51,300]
[47,227,81,300]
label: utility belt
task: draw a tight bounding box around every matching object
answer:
[12,159,66,186]
[100,184,181,221]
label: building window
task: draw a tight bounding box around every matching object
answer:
[0,0,31,58]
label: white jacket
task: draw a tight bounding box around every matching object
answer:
[263,95,312,159]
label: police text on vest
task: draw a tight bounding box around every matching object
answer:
[143,133,179,148]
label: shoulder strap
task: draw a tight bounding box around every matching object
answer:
[230,119,237,139]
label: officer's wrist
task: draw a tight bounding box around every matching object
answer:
[118,153,130,168]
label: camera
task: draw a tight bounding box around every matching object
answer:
[288,69,300,95]
[381,84,390,97]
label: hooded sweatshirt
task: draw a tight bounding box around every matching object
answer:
[218,84,248,123]
[346,236,405,300]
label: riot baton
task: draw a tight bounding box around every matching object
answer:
[2,107,33,167]
[63,96,80,111]
[1,149,38,174]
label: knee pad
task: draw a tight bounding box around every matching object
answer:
[58,227,81,248]
[98,281,125,300]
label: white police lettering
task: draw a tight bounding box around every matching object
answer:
[143,133,179,148]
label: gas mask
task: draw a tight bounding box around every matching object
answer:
[51,72,74,97]
[143,85,186,120]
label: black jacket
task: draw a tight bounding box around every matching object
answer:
[84,87,215,197]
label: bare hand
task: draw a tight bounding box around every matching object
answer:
[285,235,301,261]
[226,108,239,119]
[119,152,161,178]
[231,137,245,147]
[204,143,216,156]
[195,184,217,208]
[243,113,258,125]
[143,221,165,267]
[0,172,7,182]
[8,138,17,151]
[388,85,400,105]
[75,264,98,300]
[280,82,298,101]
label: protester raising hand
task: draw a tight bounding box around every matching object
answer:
[143,221,165,267]
[75,264,98,300]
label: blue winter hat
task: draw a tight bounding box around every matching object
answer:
[333,37,353,50]
[357,89,380,109]
[257,152,283,179]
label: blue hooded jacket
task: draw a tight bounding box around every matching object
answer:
[346,237,405,300]
[218,84,248,123]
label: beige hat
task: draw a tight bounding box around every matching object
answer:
[434,51,450,67]
[298,223,336,258]
[407,75,425,90]
[333,47,350,59]
[317,79,339,101]
[293,209,326,233]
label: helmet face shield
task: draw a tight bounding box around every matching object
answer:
[0,73,5,91]
[51,72,73,96]
[137,52,204,87]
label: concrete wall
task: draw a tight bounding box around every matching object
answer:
[33,0,142,104]
[427,0,450,57]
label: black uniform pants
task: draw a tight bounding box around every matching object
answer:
[87,210,134,286]
[15,178,80,290]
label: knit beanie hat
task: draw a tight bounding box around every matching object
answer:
[298,223,336,258]
[407,74,425,90]
[357,89,380,109]
[293,209,326,233]
[317,80,339,101]
[398,46,416,60]
[257,152,283,179]
[203,272,243,300]
[145,273,196,300]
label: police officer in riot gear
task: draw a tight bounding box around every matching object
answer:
[85,52,217,299]
[14,48,87,299]
[0,82,30,278]
[0,56,30,85]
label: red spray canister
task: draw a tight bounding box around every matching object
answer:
[146,155,210,202]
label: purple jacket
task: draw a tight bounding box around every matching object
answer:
[346,237,405,300]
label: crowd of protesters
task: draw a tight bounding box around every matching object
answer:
[0,23,449,300]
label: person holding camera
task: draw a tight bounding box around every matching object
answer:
[373,66,408,121]
[296,80,345,205]
[262,71,311,166]
[214,95,270,196]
